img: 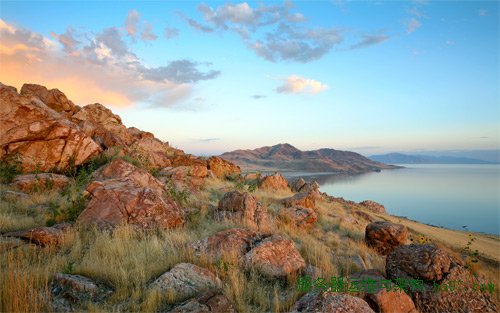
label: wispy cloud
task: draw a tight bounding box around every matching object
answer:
[478,9,488,17]
[251,94,266,99]
[275,75,328,95]
[195,138,221,143]
[125,9,140,40]
[164,27,179,39]
[350,33,389,49]
[141,22,158,42]
[407,18,421,34]
[0,18,219,108]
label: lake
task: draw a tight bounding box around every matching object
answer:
[284,164,500,235]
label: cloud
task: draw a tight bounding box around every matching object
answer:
[251,94,266,99]
[164,27,179,39]
[407,18,421,34]
[350,33,389,49]
[141,22,158,42]
[195,138,221,143]
[126,9,140,39]
[275,75,328,94]
[184,2,342,63]
[0,19,219,108]
[478,9,488,17]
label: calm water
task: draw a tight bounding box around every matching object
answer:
[285,164,500,235]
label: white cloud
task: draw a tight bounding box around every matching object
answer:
[407,18,421,34]
[275,75,328,94]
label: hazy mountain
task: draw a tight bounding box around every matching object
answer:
[220,143,399,173]
[369,153,496,164]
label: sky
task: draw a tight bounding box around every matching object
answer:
[0,0,498,156]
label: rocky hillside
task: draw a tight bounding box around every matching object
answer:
[221,143,400,173]
[0,82,498,313]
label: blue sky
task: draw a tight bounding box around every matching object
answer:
[0,0,498,156]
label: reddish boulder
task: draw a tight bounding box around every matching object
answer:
[365,221,407,255]
[0,83,101,172]
[278,206,317,227]
[258,172,290,191]
[78,159,184,230]
[191,228,262,262]
[244,235,305,279]
[151,263,222,301]
[167,290,236,313]
[290,292,375,313]
[128,138,174,168]
[3,226,63,246]
[215,190,270,228]
[20,83,78,115]
[360,200,386,214]
[386,244,497,313]
[207,156,241,179]
[127,127,154,140]
[11,173,70,192]
[281,191,317,210]
[291,178,320,193]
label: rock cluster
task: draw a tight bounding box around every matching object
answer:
[215,190,271,228]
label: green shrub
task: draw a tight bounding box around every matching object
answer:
[0,159,21,184]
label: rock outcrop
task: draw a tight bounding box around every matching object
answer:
[3,226,64,246]
[215,191,270,228]
[77,159,184,229]
[151,263,222,300]
[50,273,113,312]
[290,292,375,313]
[244,235,305,279]
[20,83,78,115]
[191,228,262,262]
[281,191,317,210]
[0,83,101,172]
[365,221,407,255]
[290,178,320,193]
[167,290,237,313]
[278,206,317,227]
[386,244,497,313]
[207,156,241,179]
[10,173,70,192]
[258,172,290,191]
[350,269,417,313]
[359,200,386,214]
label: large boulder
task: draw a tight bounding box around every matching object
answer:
[191,228,262,262]
[281,191,317,210]
[365,221,407,255]
[360,200,386,214]
[72,103,134,149]
[128,138,174,169]
[151,263,222,301]
[50,273,113,312]
[215,191,270,228]
[20,83,78,115]
[278,206,317,227]
[207,156,241,179]
[258,172,290,191]
[10,173,70,192]
[166,290,237,313]
[350,269,417,313]
[290,178,320,193]
[290,292,375,313]
[386,244,497,313]
[77,159,184,230]
[0,83,101,172]
[244,235,305,279]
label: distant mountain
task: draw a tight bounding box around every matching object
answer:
[369,153,496,164]
[220,143,399,173]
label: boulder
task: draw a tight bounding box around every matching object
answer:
[77,159,184,230]
[50,273,112,312]
[72,103,134,149]
[128,138,174,169]
[290,292,375,313]
[151,263,222,300]
[166,290,237,313]
[278,206,317,227]
[127,127,155,140]
[353,210,375,223]
[291,178,320,193]
[191,228,262,262]
[3,226,63,246]
[20,83,78,115]
[207,156,241,179]
[290,178,306,192]
[258,172,290,191]
[170,154,206,167]
[160,166,206,190]
[365,221,407,255]
[386,244,497,313]
[350,269,417,313]
[244,235,305,279]
[215,190,270,228]
[359,200,386,214]
[10,173,70,192]
[0,83,101,172]
[281,191,317,210]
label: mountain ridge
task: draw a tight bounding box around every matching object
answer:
[370,152,496,164]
